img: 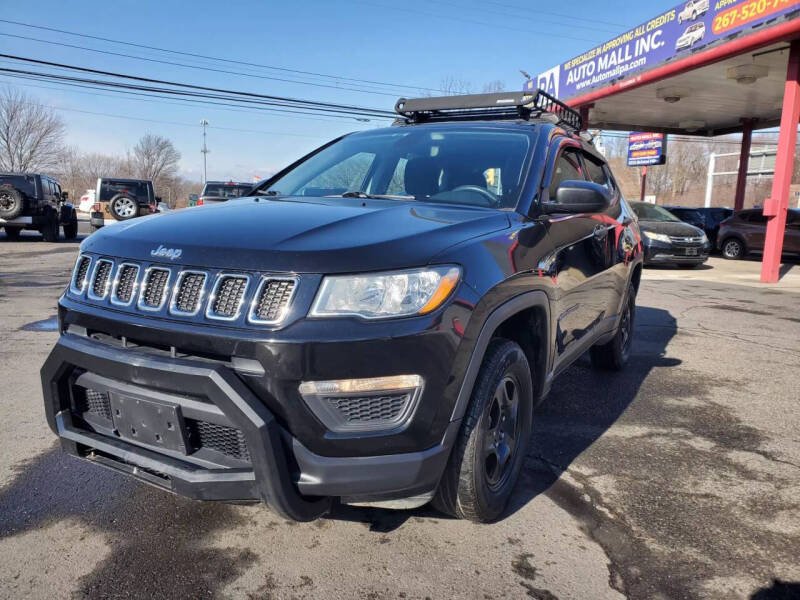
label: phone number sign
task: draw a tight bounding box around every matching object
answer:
[529,0,799,101]
[627,132,667,167]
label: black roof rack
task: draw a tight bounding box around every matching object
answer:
[394,89,582,131]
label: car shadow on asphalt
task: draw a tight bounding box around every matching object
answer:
[0,445,260,598]
[506,304,679,519]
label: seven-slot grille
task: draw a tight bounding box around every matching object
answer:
[139,268,171,309]
[89,260,113,299]
[71,257,296,326]
[113,264,139,304]
[250,278,296,323]
[208,275,248,319]
[172,272,207,315]
[72,256,91,293]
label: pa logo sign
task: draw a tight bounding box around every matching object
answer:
[536,66,560,97]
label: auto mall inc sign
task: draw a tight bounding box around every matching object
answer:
[526,0,800,100]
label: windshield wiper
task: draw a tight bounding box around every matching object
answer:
[339,191,415,200]
[253,189,281,196]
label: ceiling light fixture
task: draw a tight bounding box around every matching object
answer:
[726,64,769,85]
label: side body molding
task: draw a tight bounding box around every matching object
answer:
[449,290,551,422]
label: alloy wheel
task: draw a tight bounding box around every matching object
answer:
[115,197,137,218]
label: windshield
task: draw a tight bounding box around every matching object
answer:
[202,183,251,198]
[261,128,531,209]
[631,202,682,222]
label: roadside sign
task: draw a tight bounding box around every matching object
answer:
[627,132,667,166]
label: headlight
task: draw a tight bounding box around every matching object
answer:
[644,231,671,243]
[310,266,461,319]
[700,232,709,244]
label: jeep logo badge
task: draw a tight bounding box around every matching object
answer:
[150,245,183,260]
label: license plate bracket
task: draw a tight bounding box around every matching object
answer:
[685,248,698,256]
[110,394,187,453]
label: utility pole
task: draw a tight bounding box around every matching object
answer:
[200,119,209,184]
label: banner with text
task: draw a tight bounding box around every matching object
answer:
[527,0,800,100]
[627,132,667,166]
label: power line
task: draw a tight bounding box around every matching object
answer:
[0,32,409,98]
[351,0,603,44]
[0,18,443,94]
[0,73,372,125]
[483,0,631,29]
[27,101,337,139]
[426,0,624,34]
[0,54,398,119]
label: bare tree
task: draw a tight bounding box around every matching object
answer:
[481,80,505,93]
[0,88,65,172]
[131,133,181,186]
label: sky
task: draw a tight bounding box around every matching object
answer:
[0,0,669,183]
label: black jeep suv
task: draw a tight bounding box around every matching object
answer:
[41,92,643,522]
[1,172,78,241]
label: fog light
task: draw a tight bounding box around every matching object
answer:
[299,375,424,434]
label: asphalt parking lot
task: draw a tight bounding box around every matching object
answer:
[1,226,799,600]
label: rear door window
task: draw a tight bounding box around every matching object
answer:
[101,181,150,202]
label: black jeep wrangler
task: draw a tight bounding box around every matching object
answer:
[41,92,643,522]
[0,172,78,241]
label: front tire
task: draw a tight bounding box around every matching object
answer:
[41,212,59,242]
[590,283,635,371]
[433,339,533,522]
[721,237,745,259]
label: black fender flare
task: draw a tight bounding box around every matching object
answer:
[449,290,551,422]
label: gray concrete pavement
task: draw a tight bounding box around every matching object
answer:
[1,230,798,600]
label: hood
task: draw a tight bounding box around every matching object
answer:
[638,219,704,237]
[81,196,510,273]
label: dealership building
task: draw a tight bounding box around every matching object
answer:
[527,0,799,282]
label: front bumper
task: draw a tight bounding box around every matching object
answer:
[643,241,709,265]
[42,321,461,516]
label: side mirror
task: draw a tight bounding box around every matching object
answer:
[541,180,611,215]
[61,191,69,201]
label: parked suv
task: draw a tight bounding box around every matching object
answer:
[198,180,253,205]
[41,91,643,522]
[717,208,800,259]
[0,173,78,241]
[90,178,156,230]
[663,206,733,250]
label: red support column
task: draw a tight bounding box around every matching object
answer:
[579,105,590,132]
[640,166,647,202]
[733,119,754,212]
[761,40,800,283]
